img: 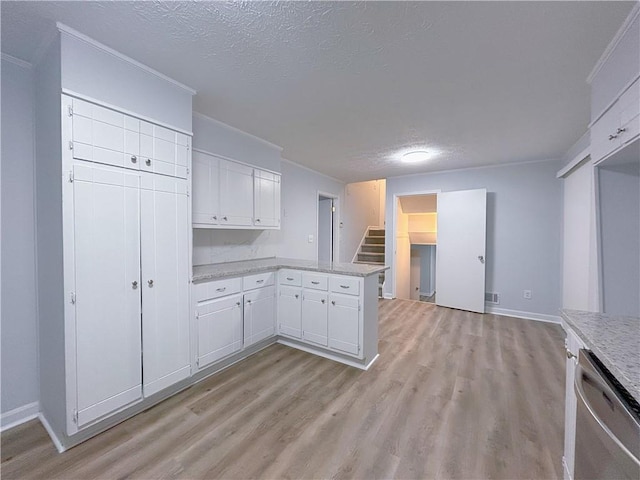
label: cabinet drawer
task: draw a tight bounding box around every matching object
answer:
[279,269,302,286]
[329,276,361,296]
[243,272,275,291]
[302,273,328,291]
[193,277,242,302]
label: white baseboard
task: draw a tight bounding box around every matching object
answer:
[1,402,39,432]
[485,305,562,324]
[38,413,66,453]
[382,293,393,300]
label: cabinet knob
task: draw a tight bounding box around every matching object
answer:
[608,134,618,140]
[321,299,325,304]
[331,301,336,306]
[247,299,252,304]
[148,279,154,287]
[256,218,261,223]
[130,155,137,163]
[212,216,217,220]
[223,216,228,221]
[566,349,576,359]
[295,294,299,299]
[132,281,138,289]
[146,158,152,166]
[617,127,626,134]
[236,302,241,307]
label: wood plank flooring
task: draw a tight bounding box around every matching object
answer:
[1,299,566,479]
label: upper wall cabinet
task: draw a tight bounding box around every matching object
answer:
[71,97,190,178]
[589,7,639,164]
[192,149,281,230]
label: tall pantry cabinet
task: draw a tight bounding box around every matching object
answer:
[36,28,195,450]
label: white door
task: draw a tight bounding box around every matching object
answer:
[301,290,328,346]
[278,286,302,339]
[192,150,220,226]
[219,160,254,226]
[254,170,281,227]
[410,248,421,300]
[436,189,487,313]
[72,164,142,426]
[328,294,360,357]
[244,286,276,347]
[140,174,191,396]
[318,197,333,263]
[197,294,243,369]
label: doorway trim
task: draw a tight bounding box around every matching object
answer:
[389,189,440,299]
[316,191,340,263]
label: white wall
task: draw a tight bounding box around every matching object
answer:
[1,57,39,419]
[60,30,193,132]
[193,113,281,173]
[385,160,563,317]
[278,160,344,261]
[561,158,599,311]
[342,180,383,262]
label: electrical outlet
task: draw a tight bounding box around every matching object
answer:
[523,290,532,300]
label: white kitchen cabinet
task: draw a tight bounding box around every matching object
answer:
[254,169,281,228]
[301,290,328,346]
[278,286,302,339]
[72,163,143,427]
[244,285,276,347]
[140,174,191,396]
[563,323,585,480]
[192,150,220,226]
[139,121,189,179]
[196,294,243,369]
[219,159,254,227]
[328,293,361,357]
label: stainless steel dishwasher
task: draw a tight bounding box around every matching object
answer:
[574,349,640,480]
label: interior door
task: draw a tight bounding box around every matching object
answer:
[141,173,191,397]
[436,189,487,313]
[73,164,142,426]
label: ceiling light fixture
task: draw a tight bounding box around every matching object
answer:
[400,150,435,163]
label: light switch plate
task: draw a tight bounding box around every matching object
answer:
[308,234,314,243]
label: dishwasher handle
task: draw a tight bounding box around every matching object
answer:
[575,362,640,467]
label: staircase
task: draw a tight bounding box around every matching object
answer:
[353,227,386,297]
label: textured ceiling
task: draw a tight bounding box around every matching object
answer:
[1,1,635,182]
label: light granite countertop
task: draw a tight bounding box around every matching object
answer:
[192,257,389,284]
[561,309,640,401]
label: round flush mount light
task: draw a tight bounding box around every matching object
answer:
[401,150,433,163]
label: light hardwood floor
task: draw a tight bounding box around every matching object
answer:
[2,299,566,479]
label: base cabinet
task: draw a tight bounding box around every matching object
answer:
[328,294,360,356]
[563,323,585,480]
[244,286,276,347]
[278,286,302,339]
[196,294,243,369]
[301,290,328,346]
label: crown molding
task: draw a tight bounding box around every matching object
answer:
[1,52,32,69]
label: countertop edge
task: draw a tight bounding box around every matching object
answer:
[561,309,640,402]
[192,260,389,284]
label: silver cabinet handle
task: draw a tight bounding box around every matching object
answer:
[287,277,294,281]
[212,216,217,220]
[132,281,138,289]
[340,285,350,289]
[148,279,154,287]
[216,287,226,292]
[145,158,152,166]
[130,155,137,164]
[331,301,336,306]
[609,134,618,140]
[256,279,264,284]
[617,127,626,134]
[311,281,320,285]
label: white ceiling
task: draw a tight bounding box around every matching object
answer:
[1,1,635,183]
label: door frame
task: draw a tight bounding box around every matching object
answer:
[389,189,440,299]
[316,191,340,263]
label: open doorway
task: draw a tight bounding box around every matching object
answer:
[318,192,338,263]
[395,194,438,303]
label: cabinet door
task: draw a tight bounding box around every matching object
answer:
[219,159,254,226]
[254,170,281,228]
[192,150,219,226]
[197,294,243,369]
[140,174,191,397]
[71,97,140,171]
[328,294,360,357]
[563,326,585,480]
[302,290,328,346]
[278,286,302,339]
[244,286,276,347]
[72,164,142,426]
[139,121,189,179]
[591,101,622,164]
